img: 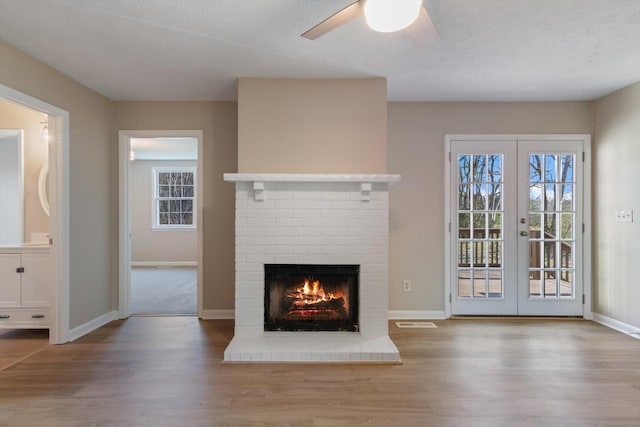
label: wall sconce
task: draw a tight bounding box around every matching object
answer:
[364,0,422,33]
[41,119,49,143]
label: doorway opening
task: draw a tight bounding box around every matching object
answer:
[0,83,70,344]
[119,131,203,318]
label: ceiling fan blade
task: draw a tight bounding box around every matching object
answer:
[301,1,363,40]
[404,5,439,46]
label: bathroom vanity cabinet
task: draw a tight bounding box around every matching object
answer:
[0,246,50,329]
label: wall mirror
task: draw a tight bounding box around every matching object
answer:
[38,162,49,216]
[0,129,24,244]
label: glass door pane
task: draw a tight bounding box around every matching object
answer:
[456,154,504,299]
[517,141,583,316]
[527,154,575,298]
[450,140,517,316]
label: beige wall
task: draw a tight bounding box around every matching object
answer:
[0,38,114,329]
[130,159,197,264]
[0,99,48,242]
[114,102,237,310]
[238,78,387,173]
[387,102,593,312]
[593,82,640,328]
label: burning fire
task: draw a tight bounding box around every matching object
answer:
[299,278,331,304]
[292,278,343,306]
[281,277,349,320]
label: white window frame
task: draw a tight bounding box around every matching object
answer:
[152,166,197,230]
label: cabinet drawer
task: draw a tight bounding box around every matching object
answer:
[0,254,22,306]
[0,308,49,328]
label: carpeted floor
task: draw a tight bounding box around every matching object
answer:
[130,267,197,315]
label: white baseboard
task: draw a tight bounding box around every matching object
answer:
[67,310,118,342]
[388,310,447,320]
[131,261,197,268]
[593,313,640,340]
[201,309,235,319]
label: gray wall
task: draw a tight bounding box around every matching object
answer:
[593,82,640,328]
[0,38,114,329]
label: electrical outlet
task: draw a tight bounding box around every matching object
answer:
[403,280,411,292]
[615,209,634,223]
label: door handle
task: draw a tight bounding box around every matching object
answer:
[520,230,529,237]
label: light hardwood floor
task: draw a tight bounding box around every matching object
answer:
[1,318,639,426]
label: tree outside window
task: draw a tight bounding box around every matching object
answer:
[153,168,196,229]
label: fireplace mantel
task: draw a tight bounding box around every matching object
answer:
[224,173,400,184]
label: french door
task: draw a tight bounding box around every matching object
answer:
[448,136,587,316]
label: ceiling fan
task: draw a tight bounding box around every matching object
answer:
[301,0,437,41]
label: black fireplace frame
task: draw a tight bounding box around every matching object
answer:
[264,264,359,332]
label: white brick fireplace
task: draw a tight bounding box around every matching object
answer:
[223,174,400,363]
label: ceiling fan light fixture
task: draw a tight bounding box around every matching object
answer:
[364,0,422,33]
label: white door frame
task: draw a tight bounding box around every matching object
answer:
[0,83,71,344]
[118,130,204,318]
[444,134,592,319]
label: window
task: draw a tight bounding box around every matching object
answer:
[153,167,196,229]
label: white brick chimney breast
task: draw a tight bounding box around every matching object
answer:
[223,174,401,363]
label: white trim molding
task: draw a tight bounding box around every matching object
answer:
[223,173,401,184]
[388,310,446,320]
[119,130,204,320]
[67,311,118,342]
[593,313,640,340]
[131,261,197,268]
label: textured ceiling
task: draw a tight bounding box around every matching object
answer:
[0,0,638,102]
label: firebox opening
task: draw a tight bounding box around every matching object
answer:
[264,264,359,332]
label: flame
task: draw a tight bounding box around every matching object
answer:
[283,277,350,320]
[296,278,342,304]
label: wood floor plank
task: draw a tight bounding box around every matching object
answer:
[0,318,639,426]
[0,328,48,372]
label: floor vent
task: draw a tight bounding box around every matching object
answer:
[395,321,437,328]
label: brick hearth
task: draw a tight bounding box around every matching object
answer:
[223,174,400,363]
